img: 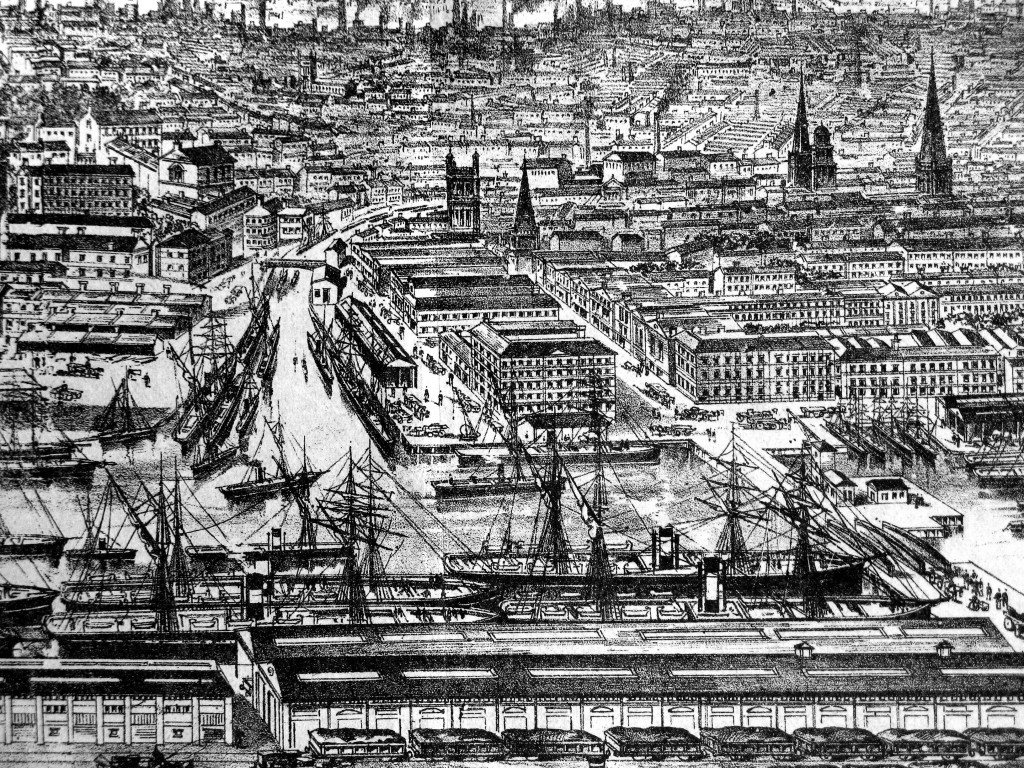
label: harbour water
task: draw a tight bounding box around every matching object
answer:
[1,273,1022,608]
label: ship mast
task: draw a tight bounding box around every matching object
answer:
[716,425,748,568]
[784,456,826,618]
[533,439,571,575]
[583,373,615,619]
[341,450,369,623]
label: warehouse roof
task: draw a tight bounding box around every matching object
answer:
[241,617,1010,665]
[258,651,1024,704]
[0,659,231,698]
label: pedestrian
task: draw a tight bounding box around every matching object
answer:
[437,392,443,406]
[293,353,298,371]
[424,388,429,402]
[987,583,993,601]
[143,373,151,388]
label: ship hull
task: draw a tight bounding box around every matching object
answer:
[307,332,335,396]
[457,445,661,468]
[444,557,865,597]
[0,587,57,627]
[96,426,158,446]
[192,446,239,478]
[0,535,67,559]
[61,574,499,611]
[219,470,325,502]
[64,547,137,565]
[433,477,539,499]
[0,459,101,480]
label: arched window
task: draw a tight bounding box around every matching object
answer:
[168,164,185,183]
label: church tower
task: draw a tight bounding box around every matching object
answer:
[510,159,539,257]
[787,73,813,190]
[916,54,953,195]
[811,126,837,190]
[446,149,482,233]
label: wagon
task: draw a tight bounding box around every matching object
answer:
[254,750,312,768]
[307,728,407,763]
[604,726,702,760]
[51,383,83,401]
[701,726,795,759]
[964,727,1024,758]
[502,728,607,762]
[877,729,970,760]
[792,727,886,760]
[409,728,506,760]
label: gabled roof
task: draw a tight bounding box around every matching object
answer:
[164,143,236,166]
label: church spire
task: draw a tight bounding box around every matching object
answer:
[916,51,953,195]
[788,70,813,190]
[511,159,539,256]
[793,70,810,154]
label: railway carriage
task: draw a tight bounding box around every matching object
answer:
[409,728,506,760]
[604,726,702,760]
[793,727,886,761]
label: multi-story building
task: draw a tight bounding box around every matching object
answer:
[75,108,162,161]
[14,164,134,216]
[440,319,616,417]
[156,227,233,284]
[675,333,837,404]
[243,204,277,251]
[159,142,237,200]
[4,233,144,280]
[837,338,1001,400]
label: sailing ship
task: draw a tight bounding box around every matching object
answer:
[218,420,323,503]
[445,383,935,622]
[64,482,138,565]
[191,440,239,478]
[92,376,158,445]
[307,330,334,397]
[49,453,497,660]
[0,391,101,480]
[433,396,539,499]
[308,300,410,463]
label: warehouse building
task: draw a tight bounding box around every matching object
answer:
[0,659,233,746]
[236,618,1024,752]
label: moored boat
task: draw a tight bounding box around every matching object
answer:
[1,583,57,627]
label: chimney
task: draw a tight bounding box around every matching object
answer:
[936,640,954,658]
[794,641,815,659]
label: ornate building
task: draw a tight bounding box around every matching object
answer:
[916,56,954,195]
[446,149,481,233]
